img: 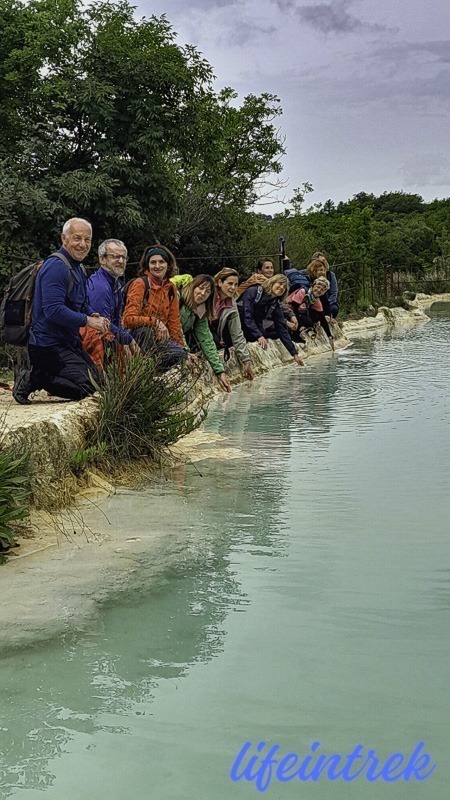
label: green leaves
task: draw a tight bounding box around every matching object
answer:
[0,448,29,557]
[0,0,285,281]
[91,349,204,465]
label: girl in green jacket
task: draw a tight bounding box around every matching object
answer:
[172,274,232,393]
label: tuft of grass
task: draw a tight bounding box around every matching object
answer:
[0,445,30,562]
[90,347,206,466]
[70,442,107,476]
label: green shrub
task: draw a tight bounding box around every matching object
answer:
[70,442,107,476]
[90,350,205,465]
[0,447,29,562]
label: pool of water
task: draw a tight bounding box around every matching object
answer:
[1,307,450,799]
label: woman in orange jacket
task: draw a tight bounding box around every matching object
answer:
[122,245,186,370]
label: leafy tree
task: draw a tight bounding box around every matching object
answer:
[0,0,284,287]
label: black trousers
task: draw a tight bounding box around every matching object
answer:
[309,308,332,338]
[28,342,100,400]
[132,327,186,371]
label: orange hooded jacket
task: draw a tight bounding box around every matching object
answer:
[121,271,184,347]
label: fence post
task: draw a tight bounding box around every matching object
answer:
[279,236,286,273]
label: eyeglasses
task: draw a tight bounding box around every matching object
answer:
[105,253,128,262]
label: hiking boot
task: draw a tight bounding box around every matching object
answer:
[12,367,33,405]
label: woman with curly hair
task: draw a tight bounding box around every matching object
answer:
[285,253,339,318]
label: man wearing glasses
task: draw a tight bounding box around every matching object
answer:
[84,239,140,367]
[13,218,110,404]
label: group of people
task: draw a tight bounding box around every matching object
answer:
[12,218,339,405]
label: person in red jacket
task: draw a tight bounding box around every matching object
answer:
[122,245,186,370]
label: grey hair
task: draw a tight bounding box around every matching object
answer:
[98,239,127,258]
[313,277,330,291]
[62,217,92,235]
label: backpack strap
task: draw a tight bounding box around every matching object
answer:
[141,274,151,308]
[48,251,77,294]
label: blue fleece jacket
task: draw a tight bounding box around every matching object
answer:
[29,248,94,347]
[87,267,132,345]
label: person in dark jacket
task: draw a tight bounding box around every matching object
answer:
[82,239,139,369]
[238,274,304,366]
[287,277,335,350]
[13,218,109,404]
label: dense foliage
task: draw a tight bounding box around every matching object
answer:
[0,0,283,285]
[242,191,450,313]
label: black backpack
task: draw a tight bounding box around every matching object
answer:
[0,252,75,347]
[122,274,151,310]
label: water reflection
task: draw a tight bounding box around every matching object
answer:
[0,385,299,795]
[0,543,246,795]
[1,312,450,799]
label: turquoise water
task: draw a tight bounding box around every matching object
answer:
[1,307,450,798]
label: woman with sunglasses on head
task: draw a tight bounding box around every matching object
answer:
[212,268,254,381]
[171,273,232,393]
[122,245,186,369]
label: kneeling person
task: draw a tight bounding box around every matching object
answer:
[13,218,109,404]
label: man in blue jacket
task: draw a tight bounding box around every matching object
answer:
[13,218,110,404]
[85,239,139,362]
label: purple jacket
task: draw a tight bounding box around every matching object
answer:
[87,267,133,345]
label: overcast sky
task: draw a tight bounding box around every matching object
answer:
[137,0,450,210]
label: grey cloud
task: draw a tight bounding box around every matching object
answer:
[415,40,450,62]
[274,0,395,34]
[372,40,450,65]
[399,154,450,187]
[218,19,277,45]
[178,0,238,6]
[272,60,450,115]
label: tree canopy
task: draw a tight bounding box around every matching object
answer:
[0,0,284,278]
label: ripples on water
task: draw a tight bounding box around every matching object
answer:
[1,306,450,799]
